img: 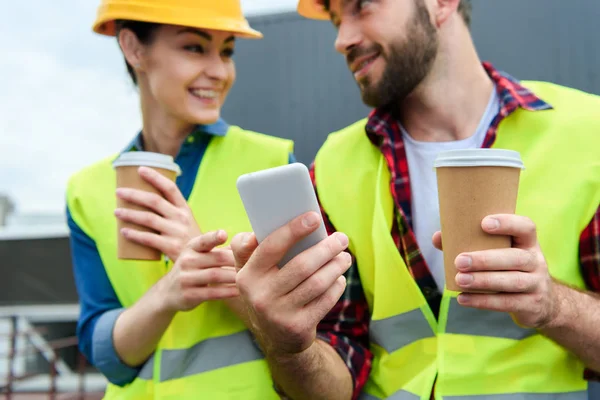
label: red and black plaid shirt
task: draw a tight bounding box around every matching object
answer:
[313,62,600,399]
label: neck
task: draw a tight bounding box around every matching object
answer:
[398,26,494,143]
[138,87,194,158]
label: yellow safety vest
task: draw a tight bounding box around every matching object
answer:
[68,126,293,399]
[315,81,600,400]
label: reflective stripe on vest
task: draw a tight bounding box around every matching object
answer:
[360,391,588,400]
[444,393,587,400]
[359,390,419,400]
[137,331,262,382]
[370,298,536,354]
[446,298,536,339]
[589,382,600,400]
[370,309,435,354]
[138,359,153,380]
[159,331,262,381]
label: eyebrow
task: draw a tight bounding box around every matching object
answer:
[177,28,235,44]
[327,0,353,21]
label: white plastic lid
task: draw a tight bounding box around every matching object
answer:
[433,149,524,169]
[112,151,182,176]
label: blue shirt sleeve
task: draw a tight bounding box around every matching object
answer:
[67,206,141,386]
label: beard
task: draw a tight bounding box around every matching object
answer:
[350,0,439,109]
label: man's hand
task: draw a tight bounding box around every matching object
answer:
[433,214,560,329]
[230,211,352,357]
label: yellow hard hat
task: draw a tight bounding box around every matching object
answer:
[93,0,263,39]
[297,0,329,20]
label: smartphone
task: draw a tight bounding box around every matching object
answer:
[236,163,328,268]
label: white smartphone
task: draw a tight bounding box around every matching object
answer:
[236,163,328,268]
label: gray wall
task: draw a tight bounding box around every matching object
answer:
[471,0,600,97]
[222,12,369,165]
[0,237,77,305]
[222,1,599,165]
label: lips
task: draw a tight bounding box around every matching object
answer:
[189,89,219,100]
[350,53,379,80]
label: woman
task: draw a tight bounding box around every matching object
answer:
[66,1,294,398]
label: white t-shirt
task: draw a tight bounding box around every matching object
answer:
[400,88,500,290]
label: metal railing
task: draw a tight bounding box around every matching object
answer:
[1,315,104,399]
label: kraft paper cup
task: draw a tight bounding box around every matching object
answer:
[435,149,524,292]
[112,152,181,261]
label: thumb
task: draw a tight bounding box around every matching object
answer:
[231,232,258,272]
[432,231,443,251]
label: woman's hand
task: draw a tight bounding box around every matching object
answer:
[157,231,239,313]
[115,166,201,262]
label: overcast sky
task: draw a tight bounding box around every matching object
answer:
[0,0,299,216]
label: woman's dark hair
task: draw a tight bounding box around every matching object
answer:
[114,20,161,85]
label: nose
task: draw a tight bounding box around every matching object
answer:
[334,19,363,55]
[204,52,229,82]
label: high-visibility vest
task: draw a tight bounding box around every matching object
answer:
[314,81,600,400]
[68,126,293,399]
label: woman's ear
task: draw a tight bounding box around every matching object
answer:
[118,29,145,71]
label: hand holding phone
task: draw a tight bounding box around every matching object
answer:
[236,163,328,268]
[231,164,351,358]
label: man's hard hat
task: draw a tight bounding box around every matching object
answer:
[297,0,329,20]
[93,0,263,39]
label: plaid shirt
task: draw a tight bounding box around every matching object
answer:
[313,62,600,399]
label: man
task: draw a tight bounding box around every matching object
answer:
[230,0,600,399]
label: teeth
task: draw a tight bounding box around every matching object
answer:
[358,55,377,71]
[192,89,218,99]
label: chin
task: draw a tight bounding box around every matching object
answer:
[188,110,221,126]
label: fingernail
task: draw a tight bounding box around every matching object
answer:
[121,228,130,236]
[242,233,253,247]
[456,255,472,270]
[114,209,123,216]
[456,273,474,287]
[336,233,349,247]
[345,252,353,266]
[302,212,320,228]
[458,294,471,304]
[483,217,500,230]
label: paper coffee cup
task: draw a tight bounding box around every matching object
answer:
[112,152,182,261]
[434,149,524,292]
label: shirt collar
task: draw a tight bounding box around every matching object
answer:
[482,61,552,113]
[123,118,230,153]
[366,62,552,142]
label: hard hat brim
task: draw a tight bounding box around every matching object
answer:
[93,4,263,39]
[297,0,329,20]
